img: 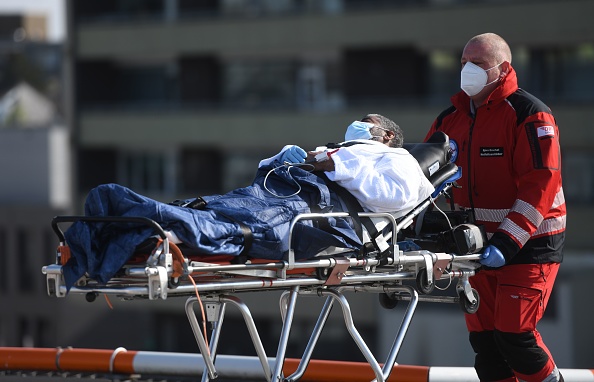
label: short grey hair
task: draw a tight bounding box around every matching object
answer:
[467,32,512,64]
[364,113,404,148]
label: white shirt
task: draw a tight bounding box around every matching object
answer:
[259,140,435,214]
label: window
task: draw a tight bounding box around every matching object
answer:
[118,149,177,196]
[44,229,57,268]
[35,318,54,348]
[180,147,223,195]
[78,148,118,194]
[563,150,594,204]
[526,44,594,102]
[221,0,298,17]
[17,229,34,293]
[562,44,594,101]
[77,60,176,108]
[74,0,164,22]
[0,228,6,292]
[19,317,34,347]
[344,46,428,105]
[223,60,297,109]
[76,60,118,107]
[296,65,326,110]
[179,56,221,105]
[117,64,171,103]
[295,62,345,111]
[0,318,4,347]
[427,50,460,103]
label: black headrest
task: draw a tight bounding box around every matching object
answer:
[403,131,451,180]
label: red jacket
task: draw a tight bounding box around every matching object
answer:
[426,66,565,264]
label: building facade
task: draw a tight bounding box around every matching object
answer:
[2,0,594,371]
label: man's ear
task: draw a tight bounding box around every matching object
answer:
[500,61,511,78]
[384,130,395,143]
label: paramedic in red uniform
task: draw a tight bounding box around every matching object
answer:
[425,33,566,382]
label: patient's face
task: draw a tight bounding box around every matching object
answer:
[361,115,380,126]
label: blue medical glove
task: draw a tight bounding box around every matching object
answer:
[280,145,307,164]
[480,245,506,268]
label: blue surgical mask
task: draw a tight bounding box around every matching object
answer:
[345,121,376,141]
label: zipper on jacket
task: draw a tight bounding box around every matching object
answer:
[467,114,476,210]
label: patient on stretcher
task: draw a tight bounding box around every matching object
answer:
[62,114,434,289]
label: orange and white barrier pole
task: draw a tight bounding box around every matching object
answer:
[1,347,593,382]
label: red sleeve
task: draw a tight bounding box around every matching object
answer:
[498,111,562,247]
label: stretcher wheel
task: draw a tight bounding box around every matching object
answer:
[315,267,331,279]
[168,277,180,289]
[416,268,434,294]
[459,288,480,314]
[379,292,399,309]
[85,292,98,303]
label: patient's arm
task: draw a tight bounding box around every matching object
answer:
[307,151,335,172]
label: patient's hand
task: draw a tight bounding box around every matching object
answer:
[308,151,335,172]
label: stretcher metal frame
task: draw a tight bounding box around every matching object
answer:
[42,139,482,382]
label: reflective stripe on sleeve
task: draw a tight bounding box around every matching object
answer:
[511,199,544,227]
[499,218,531,246]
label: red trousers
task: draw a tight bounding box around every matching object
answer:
[465,263,560,382]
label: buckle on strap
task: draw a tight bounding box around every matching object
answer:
[169,196,208,210]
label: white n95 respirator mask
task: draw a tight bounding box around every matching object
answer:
[460,61,502,96]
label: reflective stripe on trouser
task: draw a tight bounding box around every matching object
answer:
[465,263,560,382]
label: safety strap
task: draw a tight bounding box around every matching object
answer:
[174,196,254,257]
[325,141,371,149]
[318,173,391,262]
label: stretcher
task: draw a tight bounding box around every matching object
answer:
[42,132,485,382]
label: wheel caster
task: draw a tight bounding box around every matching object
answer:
[168,277,181,289]
[315,267,331,279]
[85,292,98,302]
[416,268,434,294]
[459,288,480,314]
[379,292,399,309]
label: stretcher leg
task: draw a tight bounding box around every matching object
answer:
[321,289,385,382]
[272,285,300,381]
[186,295,272,382]
[281,285,419,382]
[201,302,226,382]
[379,285,418,382]
[223,295,272,382]
[280,288,385,381]
[186,297,218,379]
[284,295,334,382]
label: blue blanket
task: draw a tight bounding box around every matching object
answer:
[62,163,361,289]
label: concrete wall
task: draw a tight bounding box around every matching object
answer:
[0,127,71,209]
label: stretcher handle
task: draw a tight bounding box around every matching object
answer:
[51,215,168,243]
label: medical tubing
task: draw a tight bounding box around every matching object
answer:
[433,268,453,291]
[188,276,210,354]
[263,161,320,199]
[429,199,453,230]
[263,164,303,198]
